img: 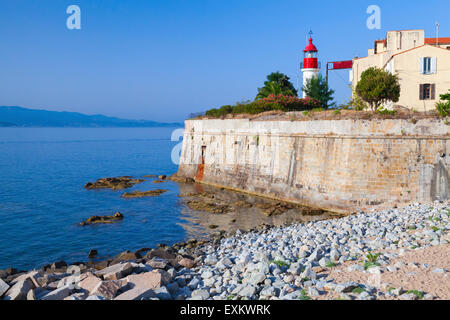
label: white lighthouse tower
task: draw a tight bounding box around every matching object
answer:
[301,31,320,98]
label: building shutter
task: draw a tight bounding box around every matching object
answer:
[431,84,436,100]
[419,84,424,100]
[419,57,424,74]
[431,57,437,74]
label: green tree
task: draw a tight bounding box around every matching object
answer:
[435,90,450,117]
[256,72,297,99]
[302,74,335,109]
[355,67,400,111]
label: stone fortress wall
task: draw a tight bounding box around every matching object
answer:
[176,119,449,213]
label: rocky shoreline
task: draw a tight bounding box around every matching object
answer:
[1,201,448,300]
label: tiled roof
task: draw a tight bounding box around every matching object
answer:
[425,37,450,45]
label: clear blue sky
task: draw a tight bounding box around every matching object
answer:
[0,0,448,122]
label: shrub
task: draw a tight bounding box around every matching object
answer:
[436,90,450,117]
[204,94,322,117]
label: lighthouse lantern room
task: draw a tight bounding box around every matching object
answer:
[301,31,320,98]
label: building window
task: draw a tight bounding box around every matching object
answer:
[423,57,432,74]
[420,57,437,74]
[420,84,436,100]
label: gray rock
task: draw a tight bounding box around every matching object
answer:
[239,285,256,298]
[188,277,200,290]
[308,287,320,297]
[347,264,365,272]
[40,285,72,300]
[154,286,172,300]
[3,278,34,300]
[399,293,418,300]
[432,268,446,274]
[201,270,214,280]
[0,278,10,297]
[319,257,331,268]
[147,257,168,270]
[245,272,266,286]
[260,286,277,297]
[86,295,105,300]
[191,289,210,300]
[300,266,316,280]
[335,282,360,293]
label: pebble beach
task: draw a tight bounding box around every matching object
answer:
[1,201,448,300]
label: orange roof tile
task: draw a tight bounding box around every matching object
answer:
[425,37,450,45]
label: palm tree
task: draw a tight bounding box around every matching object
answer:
[256,72,298,100]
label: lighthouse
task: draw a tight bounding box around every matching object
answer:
[301,32,320,98]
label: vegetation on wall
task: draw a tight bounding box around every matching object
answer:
[256,72,298,99]
[436,90,450,117]
[302,74,335,109]
[205,94,322,117]
[355,67,401,111]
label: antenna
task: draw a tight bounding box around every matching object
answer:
[436,22,440,45]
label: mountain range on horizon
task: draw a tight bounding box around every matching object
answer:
[0,106,183,127]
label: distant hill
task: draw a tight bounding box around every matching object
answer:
[0,106,183,127]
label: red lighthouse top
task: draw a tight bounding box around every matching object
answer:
[303,37,318,52]
[302,33,319,69]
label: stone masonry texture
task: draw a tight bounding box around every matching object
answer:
[177,119,449,213]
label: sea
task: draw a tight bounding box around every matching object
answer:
[0,127,197,270]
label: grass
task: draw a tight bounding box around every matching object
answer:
[298,289,311,301]
[270,260,290,268]
[366,252,380,263]
[431,226,441,232]
[406,290,424,300]
[363,252,381,270]
[326,262,336,268]
[364,261,381,270]
[352,287,365,294]
[227,295,236,300]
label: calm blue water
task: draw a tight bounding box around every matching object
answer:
[0,127,197,270]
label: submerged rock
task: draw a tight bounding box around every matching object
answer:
[185,200,230,214]
[121,189,168,198]
[84,177,144,190]
[80,212,124,226]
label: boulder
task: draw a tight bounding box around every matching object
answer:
[80,212,124,226]
[84,177,144,190]
[111,251,142,264]
[95,262,133,280]
[10,270,43,288]
[178,258,195,269]
[0,278,10,297]
[121,190,168,198]
[125,270,171,290]
[91,280,124,300]
[39,285,72,300]
[78,274,103,293]
[64,292,88,300]
[3,278,35,300]
[115,286,155,300]
[88,250,98,259]
[51,261,67,271]
[147,257,168,270]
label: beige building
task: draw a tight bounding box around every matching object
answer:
[352,30,450,111]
